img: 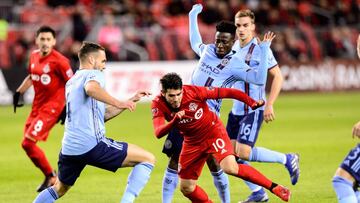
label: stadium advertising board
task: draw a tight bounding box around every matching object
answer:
[0,60,360,105]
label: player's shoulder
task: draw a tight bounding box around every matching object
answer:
[151,94,166,107]
[50,49,69,60]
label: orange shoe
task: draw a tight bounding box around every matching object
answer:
[272,185,291,202]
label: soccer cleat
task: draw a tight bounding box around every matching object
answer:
[36,171,57,192]
[239,188,269,203]
[285,153,300,185]
[271,185,291,202]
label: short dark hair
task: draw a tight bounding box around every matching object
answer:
[78,41,105,62]
[36,26,56,38]
[160,72,183,92]
[216,21,237,36]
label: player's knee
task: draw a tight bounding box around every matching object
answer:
[144,151,156,165]
[21,138,35,152]
[237,149,250,161]
[180,183,195,195]
[53,179,71,197]
[222,165,237,175]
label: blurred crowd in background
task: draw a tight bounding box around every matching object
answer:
[0,0,359,72]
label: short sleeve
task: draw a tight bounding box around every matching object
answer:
[57,58,73,82]
[267,49,278,69]
[84,70,104,89]
[151,100,165,119]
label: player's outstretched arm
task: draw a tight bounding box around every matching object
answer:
[13,75,32,113]
[243,32,275,85]
[188,4,203,55]
[352,121,360,139]
[203,86,264,110]
[104,90,151,122]
[85,80,135,111]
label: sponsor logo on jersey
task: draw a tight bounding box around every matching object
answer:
[194,108,203,119]
[189,102,198,111]
[40,74,51,85]
[179,118,193,124]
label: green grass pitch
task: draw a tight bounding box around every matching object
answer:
[1,92,360,202]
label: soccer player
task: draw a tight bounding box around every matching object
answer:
[13,26,73,192]
[33,42,155,203]
[226,9,300,202]
[151,73,291,203]
[332,34,360,203]
[159,4,274,203]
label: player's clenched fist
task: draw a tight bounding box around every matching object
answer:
[174,110,186,120]
[189,4,203,16]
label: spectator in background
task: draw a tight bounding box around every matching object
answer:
[97,12,123,61]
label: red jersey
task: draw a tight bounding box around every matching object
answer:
[28,49,73,111]
[151,85,258,145]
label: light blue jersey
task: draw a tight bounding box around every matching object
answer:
[190,43,268,115]
[189,12,270,116]
[231,38,278,115]
[62,69,106,155]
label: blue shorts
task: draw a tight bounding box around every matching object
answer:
[162,128,183,157]
[58,138,128,186]
[340,144,360,183]
[226,110,263,147]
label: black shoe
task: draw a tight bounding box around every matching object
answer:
[36,171,57,192]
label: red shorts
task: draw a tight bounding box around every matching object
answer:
[178,124,234,180]
[24,106,61,141]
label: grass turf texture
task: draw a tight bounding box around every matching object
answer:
[1,91,359,203]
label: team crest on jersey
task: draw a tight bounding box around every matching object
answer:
[189,103,198,111]
[220,58,229,66]
[43,64,50,73]
[40,74,51,85]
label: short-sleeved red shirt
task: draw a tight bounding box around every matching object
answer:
[28,49,73,112]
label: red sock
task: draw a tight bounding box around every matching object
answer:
[21,138,53,176]
[184,185,212,203]
[237,163,273,190]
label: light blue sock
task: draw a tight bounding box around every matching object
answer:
[162,167,178,203]
[332,176,357,203]
[249,147,286,164]
[121,162,154,203]
[33,187,58,203]
[356,191,360,202]
[211,169,231,203]
[240,161,262,192]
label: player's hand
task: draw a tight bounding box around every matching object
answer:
[251,99,265,110]
[117,100,136,112]
[174,110,186,120]
[13,91,24,113]
[264,104,275,123]
[258,31,276,48]
[356,34,360,59]
[57,106,66,125]
[131,90,152,102]
[189,4,203,16]
[352,121,360,139]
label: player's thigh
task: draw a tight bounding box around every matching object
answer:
[121,143,155,167]
[335,167,355,183]
[236,110,264,147]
